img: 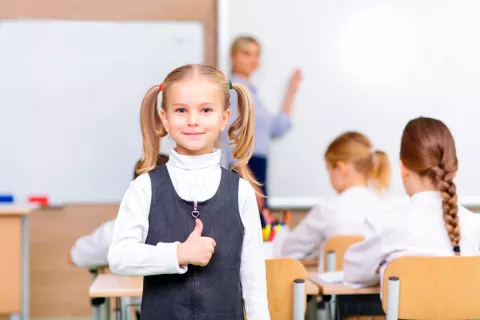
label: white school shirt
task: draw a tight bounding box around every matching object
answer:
[108,148,270,320]
[343,191,480,290]
[279,186,385,272]
[71,219,115,269]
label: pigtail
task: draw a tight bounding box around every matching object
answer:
[370,150,391,193]
[228,82,259,188]
[136,85,168,176]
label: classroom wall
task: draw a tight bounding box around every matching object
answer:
[227,0,480,202]
[0,0,217,65]
[30,205,120,317]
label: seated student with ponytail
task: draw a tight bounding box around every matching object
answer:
[279,131,391,269]
[342,117,480,317]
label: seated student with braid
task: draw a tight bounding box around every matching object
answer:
[342,117,480,318]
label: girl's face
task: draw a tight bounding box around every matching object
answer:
[328,163,347,194]
[161,79,231,156]
[231,42,260,77]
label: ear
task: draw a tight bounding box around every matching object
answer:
[160,109,169,133]
[336,161,348,175]
[219,108,231,132]
[399,160,409,181]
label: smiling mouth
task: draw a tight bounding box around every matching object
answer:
[182,132,206,136]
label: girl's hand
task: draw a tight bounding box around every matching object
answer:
[177,219,216,267]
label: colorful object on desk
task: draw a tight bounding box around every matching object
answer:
[284,210,291,226]
[267,225,276,242]
[28,195,49,207]
[263,220,284,242]
[262,210,292,241]
[0,194,14,203]
[261,208,274,224]
[262,224,271,242]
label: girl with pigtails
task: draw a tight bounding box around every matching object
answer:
[108,64,270,320]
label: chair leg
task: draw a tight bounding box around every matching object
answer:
[92,298,106,320]
[293,279,305,320]
[386,277,400,320]
[325,300,333,320]
[114,297,122,320]
[104,297,111,320]
[306,295,318,320]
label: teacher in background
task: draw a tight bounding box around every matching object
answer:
[222,35,302,211]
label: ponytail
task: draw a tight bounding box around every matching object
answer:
[228,82,259,188]
[370,150,391,192]
[325,131,391,193]
[136,85,168,176]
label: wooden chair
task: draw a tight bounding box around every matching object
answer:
[382,256,480,319]
[323,235,364,271]
[265,258,308,320]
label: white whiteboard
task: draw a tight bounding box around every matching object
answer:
[0,20,203,204]
[229,0,480,204]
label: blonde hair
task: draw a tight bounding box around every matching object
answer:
[136,64,258,187]
[230,35,260,56]
[324,131,391,192]
[400,117,460,255]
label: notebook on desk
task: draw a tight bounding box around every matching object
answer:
[317,271,344,284]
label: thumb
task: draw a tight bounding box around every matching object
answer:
[192,218,203,236]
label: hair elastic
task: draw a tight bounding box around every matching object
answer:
[228,80,233,89]
[158,83,164,91]
[453,245,460,253]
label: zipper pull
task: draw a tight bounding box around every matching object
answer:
[191,201,200,218]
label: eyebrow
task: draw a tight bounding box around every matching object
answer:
[171,102,214,107]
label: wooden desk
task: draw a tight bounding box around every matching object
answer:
[90,273,320,320]
[0,206,35,320]
[90,273,320,297]
[307,271,380,296]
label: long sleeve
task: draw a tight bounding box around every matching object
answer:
[343,215,385,288]
[71,219,115,269]
[238,179,270,320]
[108,174,187,276]
[280,205,326,260]
[270,111,291,138]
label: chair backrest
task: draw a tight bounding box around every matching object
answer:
[323,235,364,271]
[265,258,307,320]
[382,255,480,319]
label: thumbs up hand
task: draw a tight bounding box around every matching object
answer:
[177,219,216,267]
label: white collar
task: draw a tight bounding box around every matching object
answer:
[410,190,442,204]
[168,148,221,170]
